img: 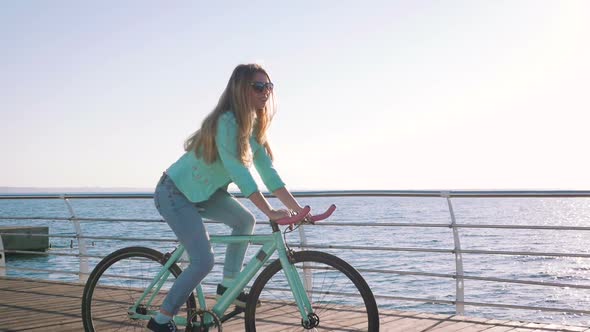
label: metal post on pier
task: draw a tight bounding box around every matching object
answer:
[442,191,465,315]
[298,225,313,296]
[0,235,6,277]
[298,225,308,251]
[62,196,89,282]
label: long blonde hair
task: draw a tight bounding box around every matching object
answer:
[184,64,276,165]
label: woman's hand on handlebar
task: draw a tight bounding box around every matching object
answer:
[267,208,292,221]
[292,205,313,222]
[273,204,337,226]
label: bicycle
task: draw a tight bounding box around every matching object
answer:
[81,204,379,331]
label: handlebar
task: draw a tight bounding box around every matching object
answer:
[273,204,337,226]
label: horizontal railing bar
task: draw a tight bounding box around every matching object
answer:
[455,224,590,230]
[359,268,590,289]
[0,251,258,264]
[459,274,590,289]
[0,250,102,258]
[0,216,271,226]
[288,243,454,253]
[4,216,590,232]
[0,232,71,238]
[359,268,455,279]
[0,250,72,256]
[374,294,590,315]
[0,216,164,222]
[2,190,590,200]
[458,249,590,258]
[0,216,73,221]
[96,272,176,283]
[318,222,448,227]
[0,235,177,242]
[77,235,177,242]
[288,244,590,258]
[0,193,155,199]
[1,250,232,261]
[375,294,455,304]
[4,243,588,260]
[314,222,590,231]
[458,300,590,315]
[79,236,178,242]
[303,222,590,230]
[3,266,81,276]
[292,190,590,198]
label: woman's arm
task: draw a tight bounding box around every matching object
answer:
[251,142,306,214]
[248,191,291,221]
[273,187,308,214]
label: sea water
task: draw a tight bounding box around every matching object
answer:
[1,195,590,326]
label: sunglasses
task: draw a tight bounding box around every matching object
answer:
[250,81,274,93]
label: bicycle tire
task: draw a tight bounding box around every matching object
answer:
[81,246,197,331]
[245,250,379,331]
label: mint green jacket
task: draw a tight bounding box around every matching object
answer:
[166,112,285,202]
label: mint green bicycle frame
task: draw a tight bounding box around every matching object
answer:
[127,228,313,328]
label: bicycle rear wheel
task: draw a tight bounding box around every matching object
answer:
[245,251,379,331]
[81,246,196,331]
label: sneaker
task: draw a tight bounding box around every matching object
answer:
[216,284,260,308]
[147,317,177,332]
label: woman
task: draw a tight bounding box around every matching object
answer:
[149,64,310,331]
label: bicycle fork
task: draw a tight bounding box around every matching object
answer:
[276,237,318,328]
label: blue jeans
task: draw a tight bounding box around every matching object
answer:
[154,173,256,315]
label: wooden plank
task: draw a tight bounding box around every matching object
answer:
[480,326,515,332]
[1,276,589,331]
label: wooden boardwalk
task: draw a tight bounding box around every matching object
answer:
[1,276,588,331]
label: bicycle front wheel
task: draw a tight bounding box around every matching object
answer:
[245,251,379,331]
[81,246,196,331]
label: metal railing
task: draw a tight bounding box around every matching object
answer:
[1,190,590,320]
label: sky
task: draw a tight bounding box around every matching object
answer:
[1,1,589,191]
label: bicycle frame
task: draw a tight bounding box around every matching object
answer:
[128,226,314,328]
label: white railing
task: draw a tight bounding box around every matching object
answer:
[1,190,590,321]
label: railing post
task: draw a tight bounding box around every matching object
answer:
[0,234,6,276]
[442,191,465,315]
[298,225,308,251]
[62,196,89,282]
